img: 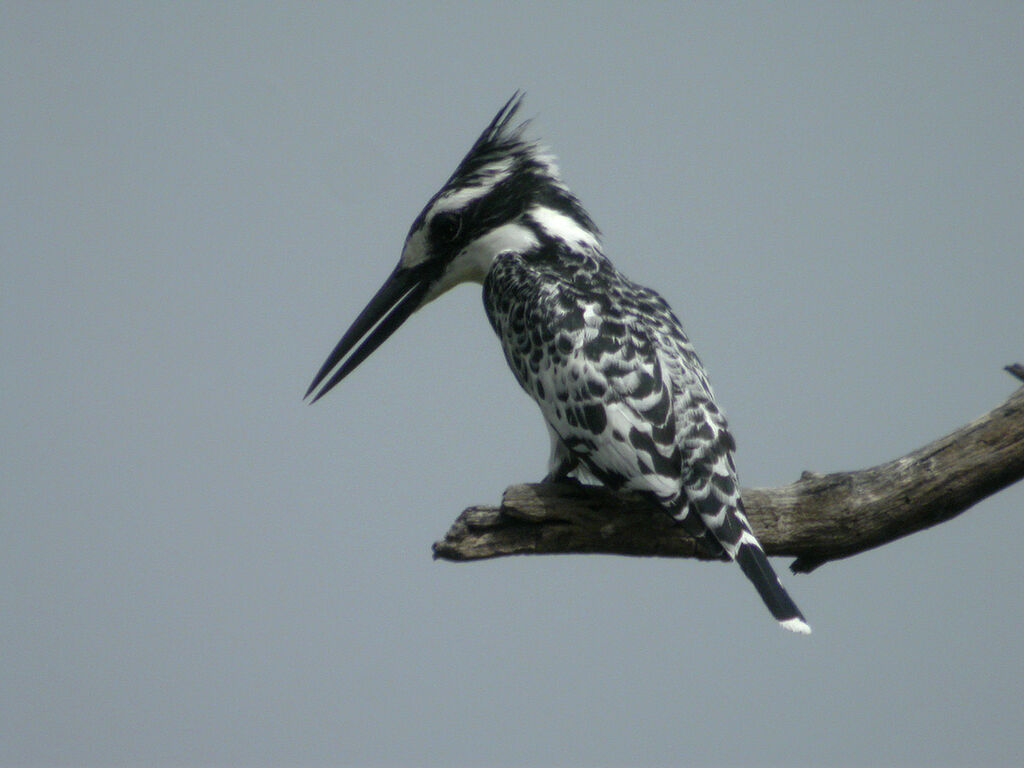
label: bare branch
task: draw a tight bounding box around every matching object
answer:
[434,370,1024,573]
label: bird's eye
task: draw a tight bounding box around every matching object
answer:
[432,212,462,242]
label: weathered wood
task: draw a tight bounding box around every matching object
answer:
[433,373,1024,573]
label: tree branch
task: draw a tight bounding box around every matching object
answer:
[433,369,1024,573]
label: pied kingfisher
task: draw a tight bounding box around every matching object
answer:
[307,95,810,634]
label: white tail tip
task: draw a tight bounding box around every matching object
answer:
[780,617,812,634]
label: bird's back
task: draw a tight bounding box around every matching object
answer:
[484,241,729,516]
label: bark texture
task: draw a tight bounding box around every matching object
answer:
[433,373,1024,573]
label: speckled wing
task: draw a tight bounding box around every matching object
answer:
[545,308,687,504]
[627,285,758,552]
[485,253,686,505]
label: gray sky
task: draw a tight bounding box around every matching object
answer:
[3,3,1023,766]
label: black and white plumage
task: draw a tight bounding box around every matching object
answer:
[307,95,810,634]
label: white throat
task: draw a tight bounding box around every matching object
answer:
[423,222,539,303]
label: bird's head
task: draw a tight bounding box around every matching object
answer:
[305,93,598,402]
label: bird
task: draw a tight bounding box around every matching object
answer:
[306,94,810,634]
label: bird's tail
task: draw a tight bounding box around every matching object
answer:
[734,541,811,634]
[691,493,811,634]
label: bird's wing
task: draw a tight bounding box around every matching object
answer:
[530,302,686,505]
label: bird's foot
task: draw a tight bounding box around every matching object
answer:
[543,473,583,487]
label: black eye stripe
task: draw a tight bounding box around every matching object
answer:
[431,212,462,242]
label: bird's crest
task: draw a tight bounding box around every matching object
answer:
[408,92,596,240]
[444,92,533,189]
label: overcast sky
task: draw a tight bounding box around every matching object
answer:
[2,3,1023,766]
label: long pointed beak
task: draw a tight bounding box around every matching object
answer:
[305,262,436,403]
